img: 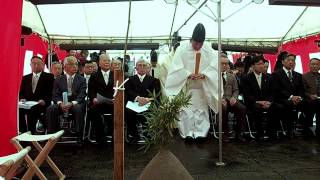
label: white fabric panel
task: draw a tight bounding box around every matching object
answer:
[22,1,46,36]
[14,130,64,142]
[294,55,303,74]
[310,52,320,59]
[284,7,320,41]
[0,147,30,164]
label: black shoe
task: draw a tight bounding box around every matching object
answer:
[184,136,194,144]
[195,137,206,143]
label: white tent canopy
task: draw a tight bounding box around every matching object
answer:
[22,0,320,46]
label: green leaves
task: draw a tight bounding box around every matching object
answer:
[142,89,191,152]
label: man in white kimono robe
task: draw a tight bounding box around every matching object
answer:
[165,23,220,139]
[159,43,180,97]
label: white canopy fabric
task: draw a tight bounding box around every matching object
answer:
[22,0,320,43]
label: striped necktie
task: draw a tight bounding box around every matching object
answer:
[32,74,39,93]
[67,76,73,96]
[288,70,293,83]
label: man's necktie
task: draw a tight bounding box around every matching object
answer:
[257,75,261,89]
[67,76,73,96]
[85,75,90,85]
[316,75,320,96]
[152,69,155,77]
[32,74,39,93]
[222,73,226,86]
[288,71,293,83]
[104,73,109,85]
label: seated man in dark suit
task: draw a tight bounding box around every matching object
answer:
[221,55,246,142]
[88,54,114,145]
[302,58,320,137]
[271,53,305,137]
[19,56,54,134]
[125,59,161,143]
[46,56,87,141]
[242,56,283,140]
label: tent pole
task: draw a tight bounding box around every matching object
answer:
[113,0,132,180]
[280,7,308,45]
[184,0,215,21]
[35,5,52,68]
[216,0,225,166]
[168,0,178,50]
[35,5,50,40]
[223,1,252,22]
[175,0,208,33]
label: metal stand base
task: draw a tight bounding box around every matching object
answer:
[215,162,226,166]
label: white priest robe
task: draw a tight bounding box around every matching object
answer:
[159,51,175,97]
[165,41,220,138]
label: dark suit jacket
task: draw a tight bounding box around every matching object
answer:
[52,73,87,104]
[19,72,54,106]
[222,72,239,100]
[125,74,161,102]
[271,69,305,104]
[302,71,320,102]
[88,70,114,101]
[242,72,273,109]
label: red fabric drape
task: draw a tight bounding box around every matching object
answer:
[281,34,320,73]
[20,33,48,64]
[0,0,23,156]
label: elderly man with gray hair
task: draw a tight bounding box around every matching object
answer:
[124,59,161,143]
[87,53,115,146]
[46,56,87,143]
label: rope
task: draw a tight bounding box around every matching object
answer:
[113,78,129,97]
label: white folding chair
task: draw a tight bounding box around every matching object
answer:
[11,130,65,180]
[0,146,31,179]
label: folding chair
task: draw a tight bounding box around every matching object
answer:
[11,130,65,180]
[0,146,31,179]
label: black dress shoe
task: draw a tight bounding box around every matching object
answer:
[184,136,194,144]
[195,137,206,143]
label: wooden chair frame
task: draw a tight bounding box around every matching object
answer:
[11,130,65,180]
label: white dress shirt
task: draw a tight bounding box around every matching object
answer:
[32,72,42,93]
[135,73,147,101]
[101,70,110,85]
[58,72,77,105]
[254,71,262,89]
[137,73,146,83]
[282,67,294,100]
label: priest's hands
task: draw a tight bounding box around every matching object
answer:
[188,74,205,80]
